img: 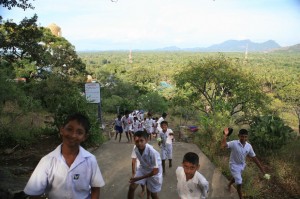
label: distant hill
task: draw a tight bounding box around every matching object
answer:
[271,43,300,53]
[155,39,281,52]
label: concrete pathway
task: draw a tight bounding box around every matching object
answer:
[93,136,239,199]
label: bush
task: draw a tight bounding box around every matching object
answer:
[25,75,105,146]
[249,115,296,155]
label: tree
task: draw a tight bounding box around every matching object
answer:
[277,81,300,134]
[0,15,87,79]
[173,54,270,124]
[0,0,34,10]
[136,92,168,114]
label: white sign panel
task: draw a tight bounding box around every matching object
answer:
[85,83,100,103]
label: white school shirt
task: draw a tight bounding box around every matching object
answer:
[176,166,209,199]
[121,116,133,129]
[24,144,105,199]
[114,118,122,127]
[156,117,164,129]
[132,120,142,132]
[134,144,162,175]
[144,118,153,130]
[131,144,153,168]
[159,128,174,145]
[227,140,256,166]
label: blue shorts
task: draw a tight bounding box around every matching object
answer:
[115,126,123,133]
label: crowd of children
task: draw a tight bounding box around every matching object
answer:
[18,111,270,199]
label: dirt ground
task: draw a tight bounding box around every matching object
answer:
[0,131,239,199]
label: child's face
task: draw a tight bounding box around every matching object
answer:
[60,120,87,147]
[182,161,199,180]
[161,123,168,132]
[238,134,248,144]
[135,136,148,150]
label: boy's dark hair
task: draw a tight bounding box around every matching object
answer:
[63,113,91,134]
[117,114,122,118]
[160,121,168,126]
[183,152,199,165]
[238,129,248,135]
[125,110,130,115]
[162,112,167,117]
[134,131,149,139]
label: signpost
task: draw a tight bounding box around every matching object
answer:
[85,83,102,124]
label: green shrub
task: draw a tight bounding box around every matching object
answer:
[249,115,296,155]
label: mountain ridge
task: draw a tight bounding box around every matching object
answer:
[156,39,281,52]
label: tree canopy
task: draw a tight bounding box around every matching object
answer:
[173,54,271,124]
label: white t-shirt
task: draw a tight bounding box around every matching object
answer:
[176,166,209,199]
[131,144,153,168]
[114,118,122,127]
[134,144,162,174]
[121,115,133,131]
[227,140,256,166]
[156,117,164,129]
[159,128,174,145]
[144,118,153,130]
[24,144,105,199]
[132,120,142,133]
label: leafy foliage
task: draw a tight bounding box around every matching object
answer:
[136,92,168,114]
[0,15,86,79]
[173,54,271,124]
[249,115,296,155]
[0,0,34,10]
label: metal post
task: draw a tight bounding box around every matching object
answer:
[98,103,102,126]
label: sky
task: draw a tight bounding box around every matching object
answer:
[1,0,300,51]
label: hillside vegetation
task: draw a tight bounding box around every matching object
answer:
[1,6,299,197]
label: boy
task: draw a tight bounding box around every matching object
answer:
[113,114,123,142]
[176,152,209,199]
[132,116,142,134]
[156,112,167,133]
[23,113,105,199]
[131,133,149,198]
[144,112,154,141]
[128,131,163,199]
[158,121,174,174]
[122,110,134,143]
[221,128,267,199]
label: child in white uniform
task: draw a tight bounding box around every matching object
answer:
[122,110,134,142]
[176,152,209,199]
[156,112,167,133]
[144,112,154,141]
[128,131,163,199]
[158,121,174,174]
[221,128,267,199]
[23,113,105,199]
[113,114,123,142]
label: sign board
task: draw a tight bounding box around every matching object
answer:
[85,83,100,103]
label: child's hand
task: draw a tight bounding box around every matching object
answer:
[129,177,138,184]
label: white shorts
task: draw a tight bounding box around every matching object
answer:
[230,163,245,184]
[160,143,172,160]
[145,128,152,134]
[135,169,163,193]
[124,125,130,132]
